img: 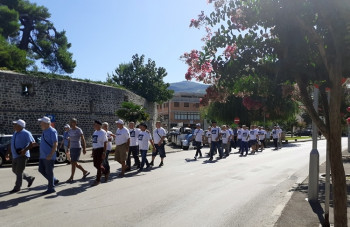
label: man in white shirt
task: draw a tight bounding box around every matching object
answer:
[115,119,130,177]
[192,123,204,160]
[102,122,115,182]
[126,122,141,170]
[221,125,231,157]
[206,127,212,149]
[138,123,155,171]
[257,126,266,151]
[150,121,167,167]
[91,120,108,186]
[249,125,259,154]
[237,126,242,153]
[271,126,279,150]
[240,125,250,156]
[277,126,283,149]
[209,121,223,161]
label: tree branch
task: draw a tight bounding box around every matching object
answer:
[295,16,330,77]
[296,76,329,139]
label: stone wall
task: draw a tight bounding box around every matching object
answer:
[0,70,157,145]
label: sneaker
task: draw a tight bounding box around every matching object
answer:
[28,177,35,187]
[104,173,110,183]
[194,156,197,160]
[82,171,90,179]
[42,189,56,195]
[54,179,59,185]
[133,163,139,167]
[9,188,20,194]
[91,181,100,187]
[159,162,164,167]
[209,157,213,161]
[150,161,154,166]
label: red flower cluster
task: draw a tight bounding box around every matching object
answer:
[242,96,263,110]
[224,44,238,59]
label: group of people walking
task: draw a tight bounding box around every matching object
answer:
[192,121,283,161]
[7,118,167,194]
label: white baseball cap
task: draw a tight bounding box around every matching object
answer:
[38,116,51,124]
[13,119,26,128]
[115,119,124,125]
[64,124,70,128]
[196,123,201,126]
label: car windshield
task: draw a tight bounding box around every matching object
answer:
[0,136,12,145]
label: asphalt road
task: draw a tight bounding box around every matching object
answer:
[0,139,347,227]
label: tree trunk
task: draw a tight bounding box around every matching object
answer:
[328,71,347,226]
[18,17,33,51]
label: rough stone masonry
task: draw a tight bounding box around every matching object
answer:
[0,70,157,145]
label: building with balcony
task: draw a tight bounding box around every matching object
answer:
[157,92,204,129]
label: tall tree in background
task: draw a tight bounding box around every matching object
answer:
[183,0,350,225]
[109,54,173,103]
[0,0,76,73]
[116,102,149,123]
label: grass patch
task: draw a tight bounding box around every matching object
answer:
[285,136,312,141]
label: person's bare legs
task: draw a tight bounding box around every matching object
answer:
[76,163,88,175]
[67,162,76,181]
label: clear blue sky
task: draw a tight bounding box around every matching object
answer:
[31,0,213,83]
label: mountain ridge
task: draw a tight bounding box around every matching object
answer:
[168,81,209,94]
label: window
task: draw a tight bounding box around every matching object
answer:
[21,84,33,96]
[174,112,200,120]
[174,102,180,107]
[184,102,189,107]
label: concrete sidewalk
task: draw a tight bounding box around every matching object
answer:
[275,150,350,226]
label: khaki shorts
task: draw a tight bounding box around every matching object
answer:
[115,143,128,163]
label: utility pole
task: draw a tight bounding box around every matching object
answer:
[308,86,319,202]
[324,90,330,226]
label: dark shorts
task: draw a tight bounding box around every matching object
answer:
[249,140,257,146]
[129,146,139,153]
[70,148,81,162]
[153,144,166,158]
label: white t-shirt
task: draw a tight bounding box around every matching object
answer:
[211,127,221,141]
[206,131,211,143]
[258,130,266,140]
[228,129,233,140]
[129,128,141,146]
[106,130,113,151]
[92,129,107,149]
[237,129,242,139]
[272,129,279,139]
[138,130,152,150]
[194,128,204,142]
[116,127,130,145]
[221,130,231,144]
[241,129,250,142]
[153,127,166,144]
[249,129,258,140]
[266,131,271,139]
[277,129,282,137]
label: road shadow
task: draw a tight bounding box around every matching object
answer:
[185,158,197,162]
[202,159,218,164]
[309,201,325,225]
[282,143,301,148]
[0,191,46,210]
[56,177,94,197]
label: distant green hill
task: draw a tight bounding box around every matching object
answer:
[168,81,209,94]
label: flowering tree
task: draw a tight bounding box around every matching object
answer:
[183,0,350,225]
